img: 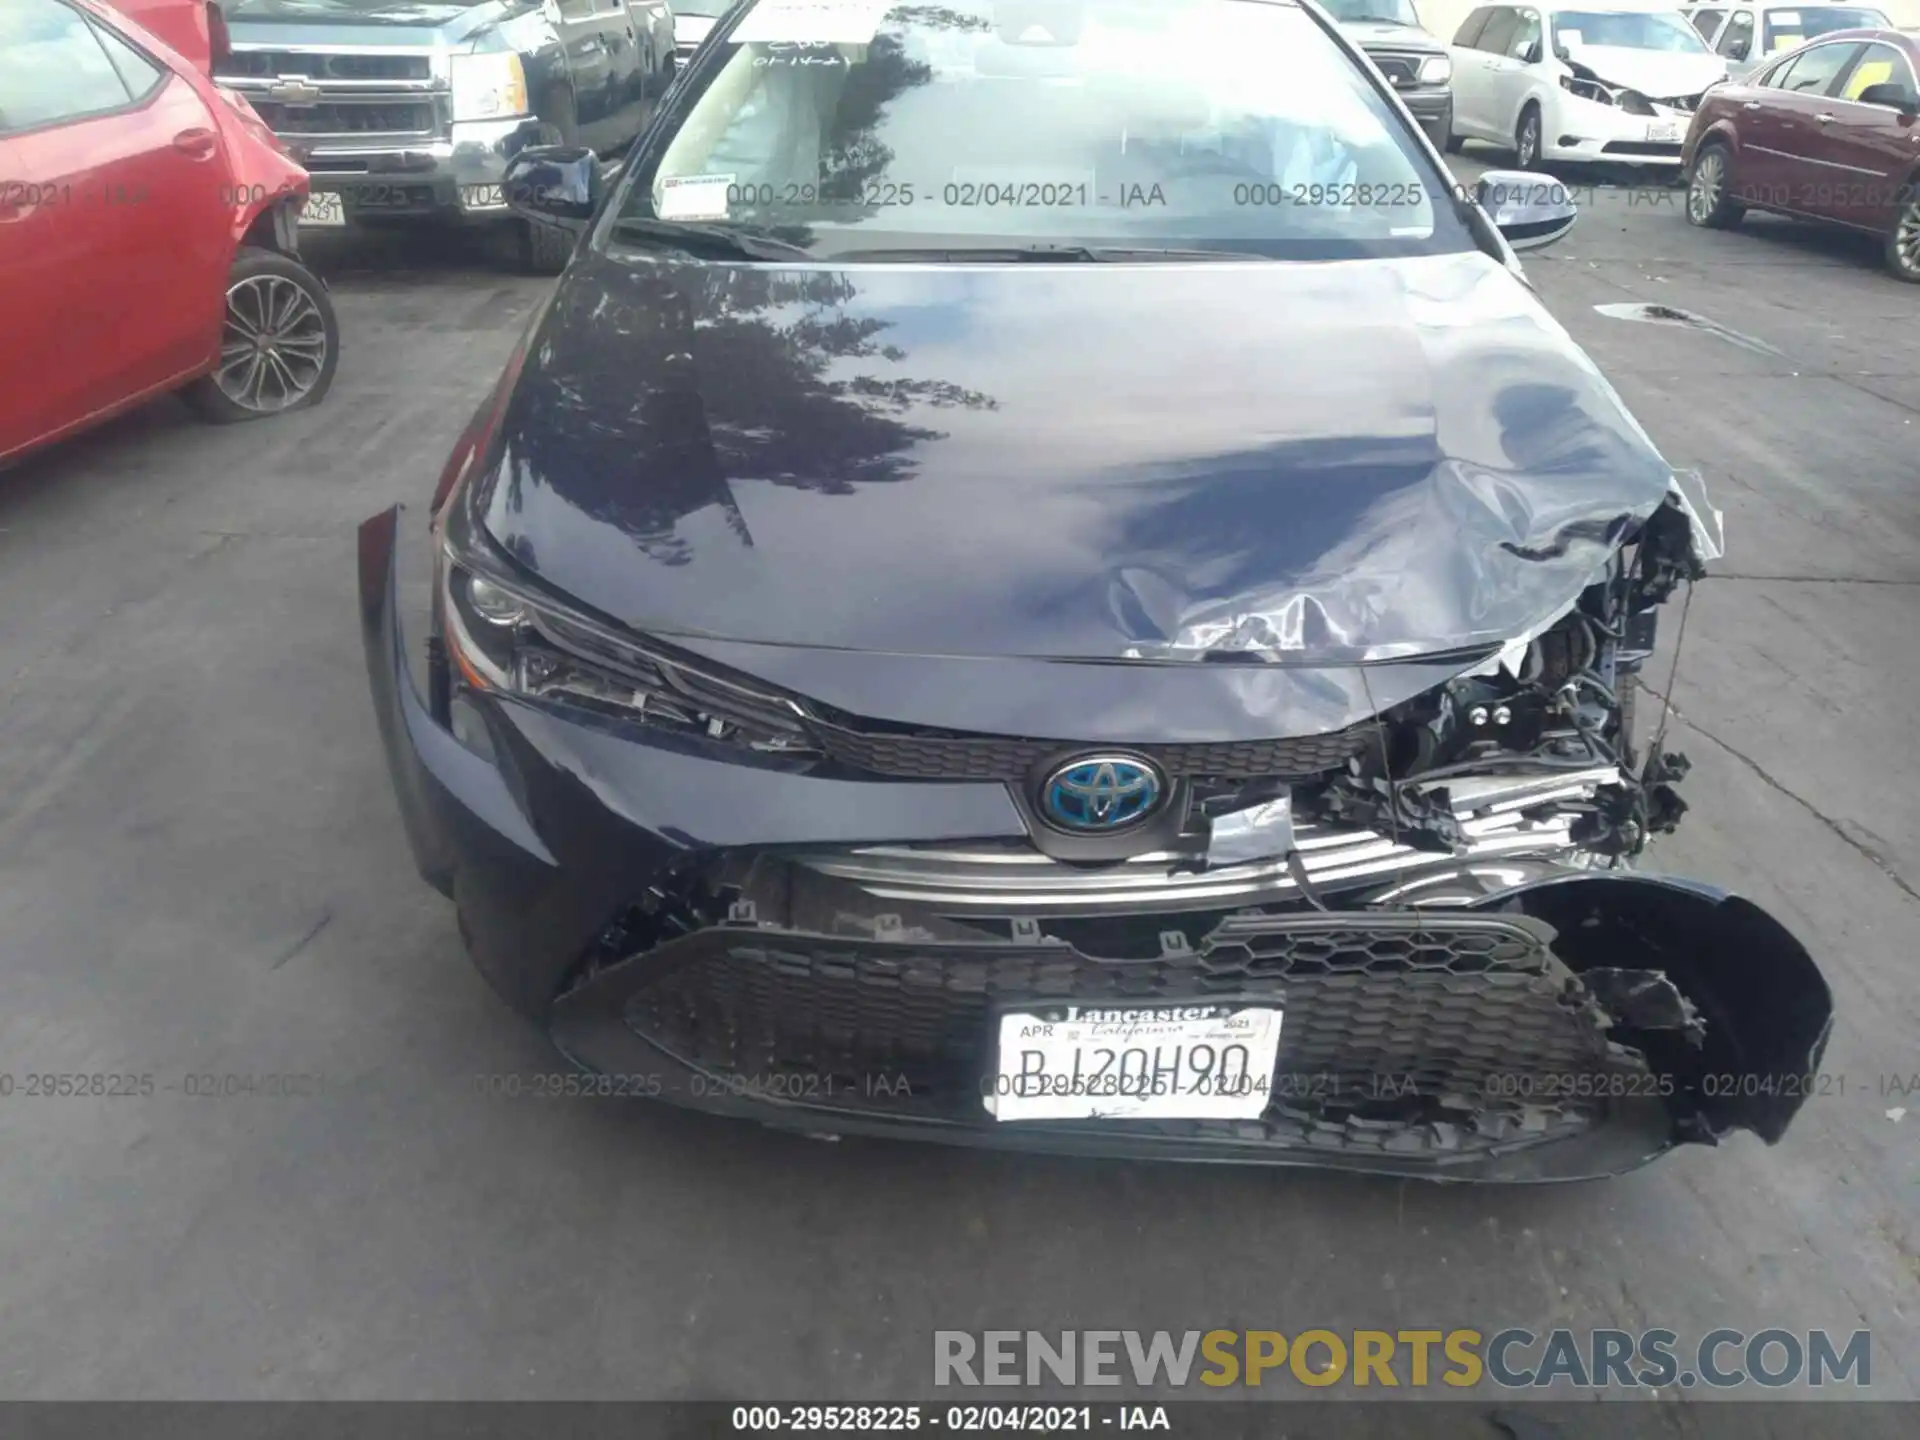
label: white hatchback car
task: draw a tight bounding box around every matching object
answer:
[1447,3,1731,167]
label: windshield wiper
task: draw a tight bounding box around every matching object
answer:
[608,217,816,261]
[1083,246,1270,262]
[829,244,1268,263]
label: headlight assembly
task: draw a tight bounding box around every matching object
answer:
[1558,75,1653,113]
[1560,74,1614,105]
[450,52,529,123]
[1417,54,1451,85]
[434,501,817,757]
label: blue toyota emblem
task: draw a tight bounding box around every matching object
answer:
[1039,754,1165,832]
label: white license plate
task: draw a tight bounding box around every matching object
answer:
[1646,120,1683,144]
[299,191,347,228]
[985,1002,1284,1123]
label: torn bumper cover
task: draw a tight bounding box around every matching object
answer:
[358,508,1831,1181]
[550,878,1830,1180]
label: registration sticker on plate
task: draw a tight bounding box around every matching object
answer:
[299,191,346,228]
[1646,120,1683,144]
[984,1002,1283,1123]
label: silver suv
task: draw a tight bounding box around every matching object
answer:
[1324,0,1456,147]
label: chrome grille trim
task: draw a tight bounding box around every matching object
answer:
[795,768,1619,915]
[219,45,450,143]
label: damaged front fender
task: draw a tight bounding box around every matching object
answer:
[1456,870,1833,1147]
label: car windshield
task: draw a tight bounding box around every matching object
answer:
[1553,10,1711,50]
[1763,8,1888,53]
[610,0,1472,262]
[673,1,737,15]
[1322,0,1423,25]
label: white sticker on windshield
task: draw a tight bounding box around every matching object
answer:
[1557,27,1583,46]
[657,173,735,221]
[732,0,893,45]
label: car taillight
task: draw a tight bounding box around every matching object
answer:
[207,2,231,65]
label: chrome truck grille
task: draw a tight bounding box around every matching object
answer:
[794,768,1619,916]
[216,46,449,146]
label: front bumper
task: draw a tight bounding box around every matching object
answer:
[292,116,546,222]
[1397,86,1453,129]
[1543,96,1692,167]
[359,508,1833,1179]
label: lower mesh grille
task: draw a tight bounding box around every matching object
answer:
[614,912,1638,1153]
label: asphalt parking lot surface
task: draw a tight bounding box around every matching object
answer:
[2,160,1916,1403]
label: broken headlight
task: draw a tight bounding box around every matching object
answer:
[435,518,816,756]
[1559,74,1656,114]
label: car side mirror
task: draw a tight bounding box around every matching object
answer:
[1856,82,1920,116]
[1520,39,1542,64]
[1475,169,1578,251]
[503,145,602,231]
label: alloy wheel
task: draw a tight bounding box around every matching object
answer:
[1518,112,1540,169]
[1688,150,1724,225]
[213,273,331,413]
[1896,198,1920,278]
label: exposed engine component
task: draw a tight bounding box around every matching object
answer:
[1287,492,1706,861]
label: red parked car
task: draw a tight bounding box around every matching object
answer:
[0,0,337,468]
[1682,26,1920,280]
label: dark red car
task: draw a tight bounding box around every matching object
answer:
[0,0,337,468]
[1682,26,1920,280]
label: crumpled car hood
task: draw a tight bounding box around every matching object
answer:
[1562,44,1728,97]
[479,247,1679,665]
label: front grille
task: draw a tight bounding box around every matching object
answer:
[253,100,436,136]
[219,51,431,81]
[614,912,1638,1153]
[808,714,1369,782]
[1602,141,1685,156]
[794,767,1615,914]
[1365,50,1431,86]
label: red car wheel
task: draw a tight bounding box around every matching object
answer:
[186,246,339,422]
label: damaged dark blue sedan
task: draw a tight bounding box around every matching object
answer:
[358,0,1831,1179]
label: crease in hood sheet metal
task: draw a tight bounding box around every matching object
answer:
[478,248,1702,667]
